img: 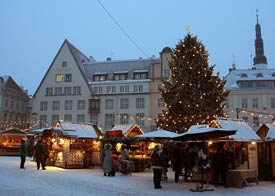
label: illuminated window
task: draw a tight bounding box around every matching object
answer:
[56,74,63,82]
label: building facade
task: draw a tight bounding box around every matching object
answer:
[32,39,170,132]
[224,13,274,130]
[0,76,30,130]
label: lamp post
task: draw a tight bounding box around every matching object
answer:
[235,108,239,119]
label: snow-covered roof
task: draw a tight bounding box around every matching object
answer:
[57,121,101,139]
[135,129,178,138]
[110,123,143,136]
[213,117,260,141]
[224,69,275,90]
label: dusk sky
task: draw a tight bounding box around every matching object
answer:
[1,0,274,95]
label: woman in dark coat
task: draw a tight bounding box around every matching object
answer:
[35,140,47,170]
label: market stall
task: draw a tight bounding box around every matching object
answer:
[104,123,150,171]
[0,128,27,155]
[52,121,103,168]
[256,123,275,180]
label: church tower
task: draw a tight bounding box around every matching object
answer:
[253,9,267,69]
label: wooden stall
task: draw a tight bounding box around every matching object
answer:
[256,123,275,180]
[0,128,26,155]
[104,123,151,171]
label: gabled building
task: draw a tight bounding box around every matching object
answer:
[0,76,30,130]
[224,13,274,130]
[32,39,170,132]
[32,40,92,127]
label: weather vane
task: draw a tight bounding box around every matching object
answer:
[186,25,191,33]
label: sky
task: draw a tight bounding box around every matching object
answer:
[0,0,274,95]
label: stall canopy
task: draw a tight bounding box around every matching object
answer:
[257,123,275,141]
[55,121,102,139]
[174,125,236,141]
[209,117,261,141]
[135,129,179,139]
[106,123,144,138]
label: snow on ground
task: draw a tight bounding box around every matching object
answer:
[0,156,275,196]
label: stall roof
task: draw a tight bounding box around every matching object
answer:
[174,125,236,141]
[109,123,144,137]
[210,117,261,141]
[56,121,102,139]
[135,129,178,138]
[0,128,26,135]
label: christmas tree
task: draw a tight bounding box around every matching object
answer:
[156,33,228,133]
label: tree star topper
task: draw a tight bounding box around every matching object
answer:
[186,25,191,33]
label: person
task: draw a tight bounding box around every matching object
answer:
[161,145,170,180]
[212,146,228,187]
[172,143,184,182]
[101,143,114,176]
[19,139,26,169]
[35,139,47,170]
[119,144,134,175]
[151,144,166,189]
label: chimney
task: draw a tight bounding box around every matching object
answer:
[106,57,112,61]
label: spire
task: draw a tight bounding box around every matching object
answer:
[253,9,267,68]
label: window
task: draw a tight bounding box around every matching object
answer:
[4,99,8,108]
[134,72,148,79]
[157,84,162,92]
[55,87,62,95]
[64,114,72,121]
[114,73,127,80]
[163,69,170,77]
[90,114,98,125]
[77,100,85,110]
[40,101,47,111]
[62,61,67,67]
[52,101,60,110]
[107,86,116,93]
[21,103,25,111]
[64,87,72,95]
[73,86,81,95]
[136,113,145,126]
[253,116,259,127]
[56,74,63,82]
[40,115,47,123]
[241,98,248,108]
[16,102,19,110]
[252,98,258,108]
[240,73,248,78]
[134,85,143,92]
[105,114,115,127]
[271,98,275,108]
[105,99,114,109]
[157,98,164,108]
[94,74,107,81]
[256,73,263,77]
[136,98,145,109]
[46,88,53,96]
[94,87,103,94]
[77,114,85,122]
[52,115,59,126]
[242,116,248,122]
[64,74,72,82]
[65,100,73,110]
[120,99,129,109]
[120,113,129,124]
[120,86,129,93]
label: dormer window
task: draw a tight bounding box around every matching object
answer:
[134,70,148,79]
[256,73,263,77]
[93,73,107,81]
[240,73,248,78]
[113,72,127,80]
[272,73,275,77]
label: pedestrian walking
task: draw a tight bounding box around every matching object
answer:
[19,139,26,169]
[101,143,114,176]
